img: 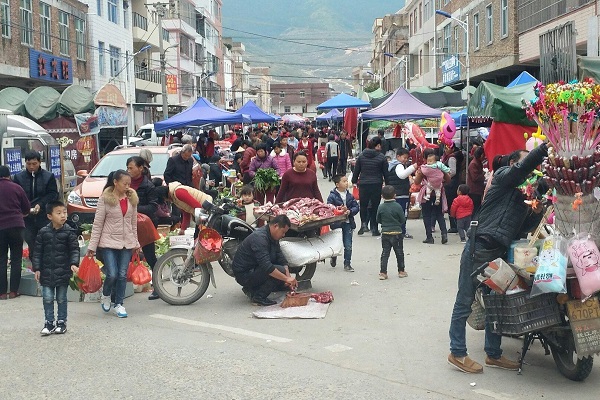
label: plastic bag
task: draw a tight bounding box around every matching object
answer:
[137,213,160,247]
[78,256,102,294]
[128,253,152,285]
[567,233,600,297]
[531,236,568,296]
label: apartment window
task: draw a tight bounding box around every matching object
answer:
[98,41,105,76]
[39,2,51,50]
[180,35,192,58]
[109,45,120,76]
[474,13,480,50]
[1,0,10,38]
[486,5,493,44]
[279,91,285,98]
[123,7,128,29]
[419,49,423,75]
[284,106,290,113]
[454,26,460,54]
[423,0,433,21]
[108,0,117,24]
[162,28,169,42]
[419,3,422,29]
[443,24,451,53]
[413,10,418,34]
[20,0,33,45]
[96,0,102,16]
[299,90,305,98]
[501,0,508,37]
[409,14,413,36]
[75,18,85,60]
[59,11,69,56]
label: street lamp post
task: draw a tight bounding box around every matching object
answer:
[436,9,470,179]
[384,52,409,89]
[278,100,282,114]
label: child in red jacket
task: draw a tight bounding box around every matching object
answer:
[450,184,474,243]
[316,143,328,179]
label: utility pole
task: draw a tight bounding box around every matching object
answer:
[149,2,170,120]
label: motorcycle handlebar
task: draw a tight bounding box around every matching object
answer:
[470,262,490,279]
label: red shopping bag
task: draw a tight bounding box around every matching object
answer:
[137,213,160,247]
[78,256,103,294]
[352,185,359,201]
[128,253,152,285]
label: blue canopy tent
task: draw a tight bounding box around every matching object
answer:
[450,108,468,128]
[507,71,538,88]
[316,93,371,110]
[154,97,250,131]
[234,100,277,123]
[316,108,343,121]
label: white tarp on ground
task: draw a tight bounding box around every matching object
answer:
[279,229,343,267]
[252,299,330,319]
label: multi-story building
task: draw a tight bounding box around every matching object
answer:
[225,38,250,109]
[370,13,408,93]
[269,83,332,118]
[351,66,374,96]
[404,0,436,89]
[0,0,91,89]
[434,0,521,88]
[248,67,271,112]
[196,0,223,107]
[518,0,596,83]
[223,41,233,109]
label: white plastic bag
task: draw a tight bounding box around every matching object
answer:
[531,236,568,296]
[280,229,343,267]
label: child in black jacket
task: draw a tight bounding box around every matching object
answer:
[327,175,359,272]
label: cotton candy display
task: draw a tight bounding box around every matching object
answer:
[567,234,600,297]
[531,237,568,296]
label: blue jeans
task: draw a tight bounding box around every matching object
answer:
[100,248,132,306]
[395,197,409,235]
[449,238,504,359]
[331,223,353,266]
[42,285,68,322]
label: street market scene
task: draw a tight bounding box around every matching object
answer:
[3,0,600,399]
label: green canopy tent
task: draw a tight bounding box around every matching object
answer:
[0,87,29,114]
[58,85,95,116]
[467,81,538,164]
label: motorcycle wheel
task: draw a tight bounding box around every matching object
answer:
[289,262,317,281]
[550,330,594,381]
[153,248,210,306]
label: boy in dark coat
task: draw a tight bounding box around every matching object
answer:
[32,201,80,336]
[327,175,359,272]
[376,186,407,279]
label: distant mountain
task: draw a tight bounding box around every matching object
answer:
[222,0,405,93]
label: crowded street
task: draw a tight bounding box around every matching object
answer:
[1,179,599,400]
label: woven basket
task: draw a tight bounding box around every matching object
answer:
[281,292,311,308]
[193,228,223,264]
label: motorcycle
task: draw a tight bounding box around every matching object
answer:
[471,262,600,381]
[152,199,319,306]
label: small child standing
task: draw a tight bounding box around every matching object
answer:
[376,186,407,279]
[421,152,451,205]
[327,175,359,272]
[237,185,261,225]
[317,142,328,179]
[450,184,474,242]
[32,201,80,336]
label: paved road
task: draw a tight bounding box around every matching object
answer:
[2,178,599,399]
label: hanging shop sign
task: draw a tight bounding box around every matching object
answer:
[166,74,178,94]
[29,49,73,84]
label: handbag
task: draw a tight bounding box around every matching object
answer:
[467,288,486,331]
[137,212,160,247]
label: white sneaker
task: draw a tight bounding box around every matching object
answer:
[114,304,128,318]
[40,321,55,336]
[101,296,111,313]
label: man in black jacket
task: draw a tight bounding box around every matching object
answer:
[13,150,58,259]
[232,215,297,306]
[163,144,194,186]
[448,143,548,374]
[351,137,388,236]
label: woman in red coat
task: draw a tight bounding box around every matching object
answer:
[296,132,316,172]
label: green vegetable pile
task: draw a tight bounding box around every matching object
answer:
[252,168,280,193]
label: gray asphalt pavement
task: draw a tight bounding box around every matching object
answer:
[2,178,599,399]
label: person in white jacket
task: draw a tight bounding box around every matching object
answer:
[385,148,417,239]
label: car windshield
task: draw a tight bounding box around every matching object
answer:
[91,153,170,177]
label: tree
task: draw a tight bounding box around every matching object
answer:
[363,82,380,93]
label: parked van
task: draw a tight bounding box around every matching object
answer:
[0,109,76,195]
[131,123,165,146]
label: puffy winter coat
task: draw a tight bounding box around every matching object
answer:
[13,167,58,229]
[168,182,213,214]
[134,176,158,225]
[32,223,80,287]
[386,160,415,197]
[476,144,547,248]
[450,195,474,219]
[88,188,140,252]
[248,155,280,178]
[327,189,359,230]
[351,148,388,186]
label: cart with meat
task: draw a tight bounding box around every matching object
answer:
[255,197,348,288]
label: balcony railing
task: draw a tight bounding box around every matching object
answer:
[133,12,148,31]
[135,65,162,85]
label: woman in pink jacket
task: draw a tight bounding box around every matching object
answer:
[87,170,140,318]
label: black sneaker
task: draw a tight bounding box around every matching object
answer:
[344,265,355,272]
[54,320,67,334]
[251,296,277,306]
[423,238,434,244]
[357,225,367,235]
[330,258,336,267]
[40,321,55,336]
[148,292,160,300]
[242,287,252,299]
[442,235,448,244]
[371,230,381,236]
[448,229,458,234]
[403,233,413,239]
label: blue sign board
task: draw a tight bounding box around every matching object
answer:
[29,49,73,84]
[441,55,461,86]
[49,145,61,179]
[3,148,22,176]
